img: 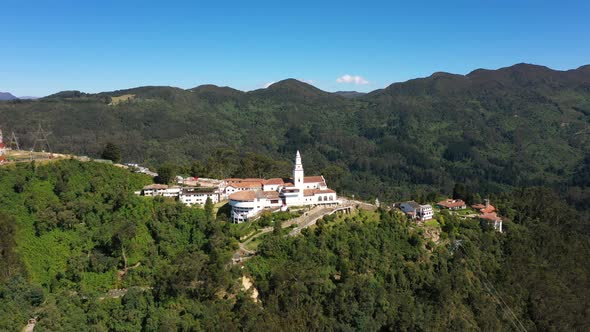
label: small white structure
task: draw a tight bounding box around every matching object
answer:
[128,163,158,177]
[141,184,170,196]
[416,204,434,221]
[228,151,340,223]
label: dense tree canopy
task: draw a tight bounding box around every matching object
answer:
[101,142,121,163]
[0,160,588,330]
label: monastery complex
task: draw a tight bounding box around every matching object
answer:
[136,151,340,223]
[228,150,339,222]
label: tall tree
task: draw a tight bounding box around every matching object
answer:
[101,142,121,163]
[204,197,214,222]
[155,164,176,184]
[0,213,22,281]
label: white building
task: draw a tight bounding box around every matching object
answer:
[400,201,421,215]
[228,151,340,223]
[162,186,181,197]
[399,201,434,221]
[138,184,218,206]
[179,188,220,206]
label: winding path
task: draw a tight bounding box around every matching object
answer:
[233,201,362,263]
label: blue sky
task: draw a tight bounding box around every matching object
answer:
[1,0,589,96]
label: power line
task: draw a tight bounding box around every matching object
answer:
[455,243,528,332]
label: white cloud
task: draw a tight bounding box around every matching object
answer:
[262,81,276,88]
[336,74,369,85]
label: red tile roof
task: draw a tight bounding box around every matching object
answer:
[303,189,336,197]
[226,178,284,187]
[437,199,466,209]
[229,190,280,201]
[229,191,257,201]
[262,191,280,199]
[225,178,264,184]
[472,203,496,214]
[304,176,325,183]
[262,178,284,185]
[479,212,501,221]
[233,181,263,189]
[481,205,496,214]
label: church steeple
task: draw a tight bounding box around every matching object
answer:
[293,150,304,188]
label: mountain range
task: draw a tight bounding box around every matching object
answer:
[1,63,589,200]
[0,92,38,100]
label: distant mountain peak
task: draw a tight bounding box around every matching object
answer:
[0,92,17,100]
[188,84,243,93]
[265,78,316,89]
[249,78,333,100]
[468,63,555,77]
[188,84,245,101]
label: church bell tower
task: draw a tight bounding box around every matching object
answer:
[293,150,304,188]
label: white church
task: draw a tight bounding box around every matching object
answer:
[228,150,340,223]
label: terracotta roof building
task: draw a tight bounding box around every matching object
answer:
[436,199,467,210]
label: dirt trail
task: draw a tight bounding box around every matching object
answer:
[22,317,37,332]
[233,202,365,263]
[241,275,260,302]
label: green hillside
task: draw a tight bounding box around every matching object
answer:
[1,63,589,201]
[0,160,589,330]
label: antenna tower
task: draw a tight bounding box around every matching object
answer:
[32,123,52,155]
[8,131,20,150]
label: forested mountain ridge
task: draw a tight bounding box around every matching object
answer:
[1,63,590,200]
